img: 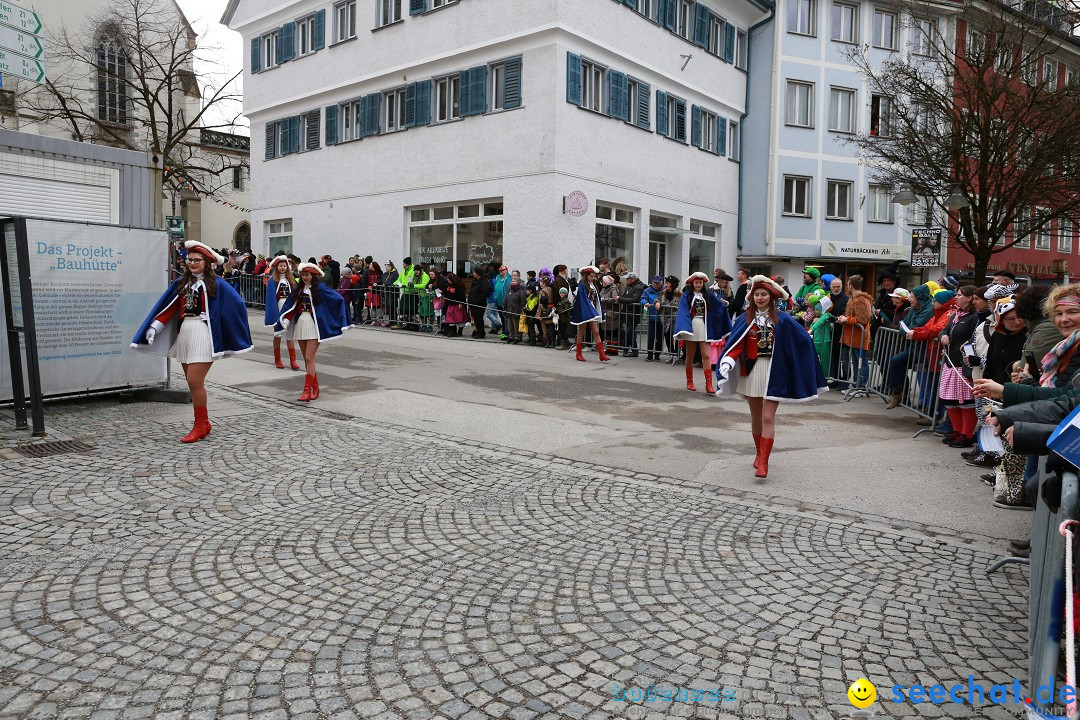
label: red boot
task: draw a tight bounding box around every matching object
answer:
[576,342,586,362]
[752,434,762,470]
[686,367,697,391]
[756,437,774,478]
[274,347,284,369]
[704,367,715,394]
[181,406,211,443]
[289,347,300,370]
[298,374,313,402]
[597,341,610,362]
[310,374,320,400]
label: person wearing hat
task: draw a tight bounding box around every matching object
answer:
[131,241,253,443]
[872,270,899,334]
[716,275,827,478]
[493,265,512,339]
[571,266,609,361]
[468,267,493,339]
[936,285,981,448]
[618,272,646,357]
[793,267,823,309]
[711,268,734,302]
[905,288,957,418]
[993,270,1017,285]
[673,272,730,392]
[641,275,665,361]
[275,262,349,401]
[263,255,302,371]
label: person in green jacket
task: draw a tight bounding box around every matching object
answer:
[398,263,429,330]
[807,290,833,375]
[793,267,823,309]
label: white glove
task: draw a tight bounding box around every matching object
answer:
[145,327,156,346]
[280,317,291,331]
[716,357,736,384]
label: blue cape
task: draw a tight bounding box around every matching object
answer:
[264,277,293,326]
[274,284,349,341]
[673,290,731,341]
[725,312,827,402]
[571,286,603,325]
[130,278,253,358]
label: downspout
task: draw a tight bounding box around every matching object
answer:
[737,3,775,254]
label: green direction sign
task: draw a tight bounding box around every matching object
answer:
[0,25,43,59]
[0,48,43,83]
[0,0,42,35]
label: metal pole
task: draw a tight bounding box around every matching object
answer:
[0,218,28,430]
[14,218,45,435]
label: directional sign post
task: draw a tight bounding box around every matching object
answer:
[0,48,43,83]
[0,1,43,36]
[0,25,42,59]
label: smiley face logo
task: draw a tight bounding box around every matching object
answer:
[847,678,877,709]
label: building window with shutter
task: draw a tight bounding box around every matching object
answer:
[96,33,128,125]
[783,176,812,217]
[261,31,278,69]
[676,0,694,39]
[296,15,316,56]
[431,0,458,8]
[301,110,320,150]
[334,0,357,41]
[378,0,402,27]
[728,121,740,161]
[627,78,642,126]
[434,76,461,122]
[489,57,522,112]
[659,94,687,142]
[706,14,725,57]
[340,99,362,141]
[635,0,653,20]
[384,88,408,132]
[580,59,606,114]
[699,109,717,153]
[735,29,748,68]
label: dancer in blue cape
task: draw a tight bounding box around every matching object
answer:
[672,271,730,392]
[275,262,348,401]
[264,255,301,370]
[570,265,610,362]
[716,275,827,477]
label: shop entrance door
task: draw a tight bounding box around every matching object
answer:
[649,237,666,279]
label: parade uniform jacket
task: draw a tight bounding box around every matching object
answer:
[673,290,731,341]
[571,281,603,325]
[723,312,827,402]
[131,277,253,358]
[263,278,293,327]
[274,285,349,341]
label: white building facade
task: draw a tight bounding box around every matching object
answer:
[224,0,770,279]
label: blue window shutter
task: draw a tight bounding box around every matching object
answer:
[404,84,416,127]
[656,90,668,136]
[724,23,735,63]
[314,10,326,51]
[410,0,426,15]
[636,82,651,130]
[503,58,522,109]
[362,94,380,136]
[566,52,582,105]
[693,3,709,47]
[325,105,338,145]
[663,0,677,30]
[608,70,627,121]
[675,99,687,141]
[279,23,295,62]
[691,105,701,147]
[291,116,302,154]
[251,37,262,73]
[718,117,727,156]
[623,0,635,6]
[415,80,431,125]
[264,122,276,159]
[459,66,486,116]
[275,30,284,65]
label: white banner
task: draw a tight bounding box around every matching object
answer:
[0,220,169,401]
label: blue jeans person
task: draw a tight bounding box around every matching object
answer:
[841,345,869,389]
[646,318,663,357]
[622,313,640,354]
[485,301,501,333]
[885,350,909,393]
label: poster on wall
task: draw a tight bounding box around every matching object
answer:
[910,228,942,268]
[0,219,169,401]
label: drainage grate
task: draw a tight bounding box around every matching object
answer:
[14,440,96,458]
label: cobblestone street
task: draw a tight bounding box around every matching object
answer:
[0,376,1029,720]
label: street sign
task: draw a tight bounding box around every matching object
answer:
[0,25,43,59]
[166,216,185,240]
[0,48,42,82]
[0,1,42,35]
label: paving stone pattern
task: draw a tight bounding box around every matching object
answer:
[0,386,1029,719]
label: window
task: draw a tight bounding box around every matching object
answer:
[635,0,653,20]
[96,37,128,124]
[788,0,815,35]
[268,220,293,256]
[581,59,606,113]
[1036,208,1051,249]
[677,0,694,39]
[431,0,458,7]
[1013,206,1031,248]
[379,0,401,27]
[995,41,1012,74]
[707,14,725,56]
[409,199,503,277]
[783,176,812,217]
[0,89,14,114]
[870,94,893,137]
[489,57,522,112]
[699,109,717,153]
[872,9,897,50]
[826,180,853,220]
[660,94,687,141]
[301,109,320,150]
[736,29,748,69]
[828,87,856,133]
[435,75,461,122]
[627,77,643,126]
[832,2,857,43]
[911,18,933,56]
[1061,218,1074,253]
[1044,59,1059,88]
[261,30,278,70]
[296,15,316,56]
[967,28,985,63]
[867,184,892,222]
[384,88,408,132]
[340,99,362,141]
[906,196,935,226]
[785,81,814,128]
[911,102,934,135]
[689,223,718,274]
[232,167,244,190]
[595,202,636,265]
[728,121,740,161]
[1021,48,1038,84]
[335,0,357,42]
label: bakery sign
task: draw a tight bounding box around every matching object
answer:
[819,241,909,261]
[563,191,589,217]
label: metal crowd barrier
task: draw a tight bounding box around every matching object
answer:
[228,272,268,309]
[601,303,681,360]
[858,326,943,436]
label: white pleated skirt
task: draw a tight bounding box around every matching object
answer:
[737,357,771,398]
[288,311,319,341]
[172,317,214,364]
[690,316,708,342]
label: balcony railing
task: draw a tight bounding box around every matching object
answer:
[200,129,250,152]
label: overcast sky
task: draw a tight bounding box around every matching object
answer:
[175,0,247,133]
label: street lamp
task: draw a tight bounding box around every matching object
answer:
[892,185,918,206]
[944,185,970,211]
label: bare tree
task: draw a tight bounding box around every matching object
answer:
[844,0,1080,282]
[22,0,245,219]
